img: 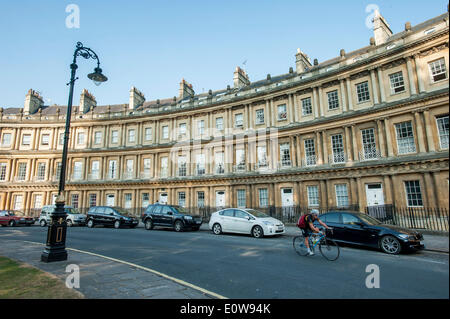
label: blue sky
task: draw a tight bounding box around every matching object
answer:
[0,0,448,108]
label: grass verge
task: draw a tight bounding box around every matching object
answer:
[0,256,83,299]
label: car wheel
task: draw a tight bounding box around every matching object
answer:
[380,235,402,254]
[252,225,264,238]
[174,220,183,232]
[9,220,16,227]
[212,223,222,235]
[145,219,154,230]
[87,219,94,228]
[114,220,121,229]
[40,220,47,227]
[67,220,73,227]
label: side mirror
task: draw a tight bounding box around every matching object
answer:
[167,211,173,215]
[110,213,114,216]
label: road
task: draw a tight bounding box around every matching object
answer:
[0,225,448,298]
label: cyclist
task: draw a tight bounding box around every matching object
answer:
[301,209,331,256]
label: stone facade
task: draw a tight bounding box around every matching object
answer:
[0,10,448,214]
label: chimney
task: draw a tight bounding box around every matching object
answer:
[372,9,393,45]
[233,66,250,88]
[24,89,44,115]
[79,89,97,114]
[179,78,195,99]
[129,86,145,109]
[295,48,312,74]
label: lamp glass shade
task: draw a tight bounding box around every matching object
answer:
[88,67,108,86]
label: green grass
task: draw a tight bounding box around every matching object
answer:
[0,256,83,299]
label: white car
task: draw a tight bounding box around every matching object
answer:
[209,208,285,238]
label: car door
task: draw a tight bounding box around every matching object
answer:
[341,213,372,245]
[219,209,235,232]
[160,206,174,226]
[151,205,162,225]
[0,211,6,225]
[233,209,253,233]
[322,213,345,241]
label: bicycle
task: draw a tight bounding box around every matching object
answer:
[293,227,340,261]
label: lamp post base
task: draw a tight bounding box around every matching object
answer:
[41,248,68,263]
[41,196,68,263]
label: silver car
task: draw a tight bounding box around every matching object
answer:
[39,205,86,227]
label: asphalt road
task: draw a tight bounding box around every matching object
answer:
[0,224,448,299]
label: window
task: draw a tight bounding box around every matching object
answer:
[108,160,117,179]
[197,191,205,208]
[18,163,27,181]
[162,126,169,139]
[331,134,345,163]
[436,115,449,149]
[13,195,23,210]
[215,152,224,174]
[34,194,43,209]
[235,210,249,219]
[301,98,312,116]
[280,143,291,167]
[124,193,132,209]
[73,162,82,180]
[22,134,31,145]
[196,154,205,175]
[111,130,119,144]
[327,90,339,110]
[325,213,340,223]
[307,186,319,207]
[94,131,102,144]
[389,71,405,94]
[404,180,423,207]
[178,192,186,207]
[59,133,64,145]
[395,121,416,154]
[37,163,46,180]
[304,139,316,166]
[277,104,287,121]
[356,81,370,103]
[142,193,150,208]
[128,129,136,143]
[257,145,268,167]
[255,109,265,124]
[125,159,134,178]
[143,158,151,176]
[235,114,243,128]
[342,214,361,225]
[41,134,50,145]
[258,189,268,208]
[197,120,205,135]
[237,189,246,208]
[361,128,378,160]
[0,163,6,181]
[215,117,223,131]
[428,58,447,82]
[235,149,245,170]
[178,123,187,136]
[56,162,62,180]
[335,184,349,207]
[178,156,187,176]
[77,132,85,145]
[89,194,97,207]
[160,157,168,177]
[91,161,100,179]
[1,133,11,146]
[145,128,152,141]
[71,194,79,209]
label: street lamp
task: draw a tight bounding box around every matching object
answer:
[41,42,107,262]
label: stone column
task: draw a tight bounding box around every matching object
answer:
[313,87,319,118]
[290,136,296,167]
[384,118,394,157]
[370,68,380,104]
[383,175,393,205]
[413,54,425,93]
[264,100,270,127]
[345,126,353,161]
[318,86,324,117]
[376,120,386,157]
[293,94,299,122]
[339,79,347,112]
[296,134,302,167]
[377,68,386,103]
[315,131,323,165]
[270,99,276,126]
[345,78,354,110]
[351,125,358,161]
[423,109,436,152]
[414,111,426,153]
[406,56,418,95]
[423,172,437,208]
[288,94,295,124]
[322,131,328,164]
[356,177,364,211]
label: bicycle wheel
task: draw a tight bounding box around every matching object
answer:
[293,235,309,256]
[319,238,340,261]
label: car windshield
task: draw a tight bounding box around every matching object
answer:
[65,208,80,215]
[172,206,190,214]
[245,209,269,218]
[8,212,15,216]
[357,213,382,225]
[113,207,131,216]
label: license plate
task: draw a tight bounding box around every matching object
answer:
[196,221,202,224]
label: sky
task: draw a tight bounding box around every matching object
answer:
[0,0,448,108]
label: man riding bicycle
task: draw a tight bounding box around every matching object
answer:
[299,209,331,256]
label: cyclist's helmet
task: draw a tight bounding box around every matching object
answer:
[310,209,320,216]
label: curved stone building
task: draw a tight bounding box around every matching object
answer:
[0,10,448,223]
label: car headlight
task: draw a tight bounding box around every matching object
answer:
[398,234,412,240]
[20,218,25,220]
[262,221,274,226]
[184,216,192,220]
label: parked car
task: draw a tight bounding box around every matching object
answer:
[0,210,35,227]
[315,211,424,254]
[86,206,139,229]
[209,208,285,238]
[39,205,86,227]
[142,204,202,232]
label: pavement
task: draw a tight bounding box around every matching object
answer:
[0,240,215,299]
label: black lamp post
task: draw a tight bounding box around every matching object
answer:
[41,42,107,263]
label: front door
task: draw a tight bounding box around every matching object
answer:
[106,194,115,207]
[281,188,294,217]
[159,193,168,205]
[216,191,225,208]
[366,184,384,206]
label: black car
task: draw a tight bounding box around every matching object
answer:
[142,204,203,232]
[86,206,139,229]
[315,211,424,254]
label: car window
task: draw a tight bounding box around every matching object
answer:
[0,212,5,216]
[160,206,173,215]
[94,207,106,215]
[325,213,340,224]
[234,210,249,219]
[152,205,162,214]
[221,209,235,217]
[145,205,155,214]
[342,214,361,225]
